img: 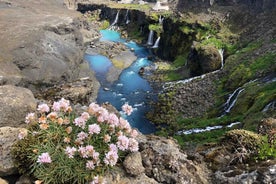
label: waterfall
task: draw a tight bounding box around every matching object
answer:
[147,30,154,46]
[111,11,119,27]
[176,122,241,135]
[152,37,160,48]
[125,9,130,24]
[223,87,245,114]
[218,48,224,69]
[262,100,276,112]
[158,15,164,24]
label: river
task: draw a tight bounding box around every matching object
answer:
[84,30,156,134]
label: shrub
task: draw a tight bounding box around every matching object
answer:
[12,99,139,184]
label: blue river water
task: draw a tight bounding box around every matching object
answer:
[84,30,156,134]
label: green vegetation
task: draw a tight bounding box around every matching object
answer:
[12,99,139,183]
[257,136,276,160]
[149,24,163,36]
[100,20,110,30]
[109,3,150,11]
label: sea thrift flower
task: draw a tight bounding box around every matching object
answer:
[104,134,111,143]
[65,146,77,158]
[63,137,71,143]
[52,101,61,112]
[78,146,88,158]
[88,102,100,115]
[122,103,133,116]
[88,124,101,135]
[119,117,131,131]
[38,116,47,124]
[34,180,43,184]
[65,126,72,134]
[25,112,35,124]
[39,123,49,130]
[130,129,139,138]
[57,117,64,125]
[74,117,86,129]
[37,152,52,164]
[104,150,118,166]
[37,104,50,113]
[86,160,95,170]
[81,112,90,121]
[47,112,58,121]
[59,98,71,112]
[85,145,95,157]
[128,138,139,152]
[117,135,129,151]
[109,144,118,152]
[18,129,28,140]
[77,131,88,141]
[107,113,119,127]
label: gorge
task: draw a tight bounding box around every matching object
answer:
[0,0,275,183]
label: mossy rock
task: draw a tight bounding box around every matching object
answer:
[187,43,222,76]
[220,129,262,153]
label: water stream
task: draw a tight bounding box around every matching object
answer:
[85,30,156,134]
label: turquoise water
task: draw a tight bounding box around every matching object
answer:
[85,30,156,134]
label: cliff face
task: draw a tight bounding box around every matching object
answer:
[176,0,276,12]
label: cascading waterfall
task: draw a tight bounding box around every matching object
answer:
[125,9,130,24]
[218,48,224,69]
[159,15,164,24]
[147,30,154,46]
[152,37,160,48]
[163,48,225,90]
[111,10,119,27]
[262,100,276,112]
[223,87,245,114]
[176,122,241,135]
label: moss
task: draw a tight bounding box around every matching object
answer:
[111,59,125,69]
[149,24,163,36]
[100,20,110,30]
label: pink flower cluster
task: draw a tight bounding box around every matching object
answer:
[37,152,52,164]
[22,99,140,182]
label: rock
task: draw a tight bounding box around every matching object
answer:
[34,77,99,105]
[187,43,222,76]
[137,134,210,184]
[0,85,36,127]
[0,178,8,184]
[0,127,26,176]
[123,152,145,176]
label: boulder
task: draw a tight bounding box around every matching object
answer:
[0,127,26,176]
[123,152,145,176]
[0,85,36,127]
[137,135,210,184]
[187,43,222,76]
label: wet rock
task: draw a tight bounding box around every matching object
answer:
[0,85,36,127]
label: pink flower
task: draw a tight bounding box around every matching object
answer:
[107,113,119,127]
[77,131,88,141]
[128,138,139,152]
[78,146,88,158]
[119,117,131,131]
[88,102,100,115]
[81,112,90,121]
[130,129,139,138]
[37,104,50,113]
[116,135,129,151]
[59,98,70,112]
[37,152,52,164]
[73,117,86,129]
[104,134,111,143]
[25,113,36,124]
[122,103,133,116]
[104,150,118,166]
[86,160,95,170]
[88,124,101,135]
[52,101,61,112]
[18,129,28,140]
[109,144,118,152]
[65,146,77,158]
